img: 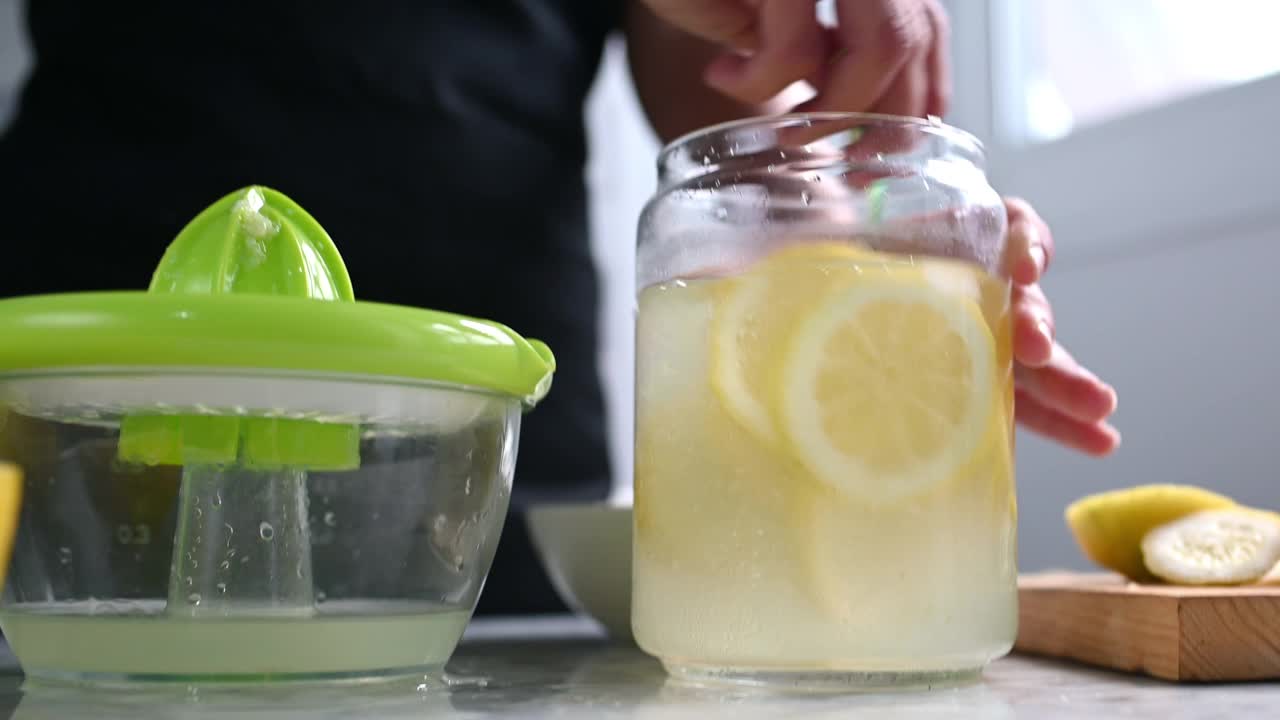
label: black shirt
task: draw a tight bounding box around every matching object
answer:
[0,0,621,613]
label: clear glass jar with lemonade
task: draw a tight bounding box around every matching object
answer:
[633,114,1016,689]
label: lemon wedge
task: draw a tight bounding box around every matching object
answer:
[777,267,996,504]
[1065,485,1237,582]
[710,241,874,443]
[0,462,22,589]
[1141,508,1280,585]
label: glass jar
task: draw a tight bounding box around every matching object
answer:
[632,113,1016,689]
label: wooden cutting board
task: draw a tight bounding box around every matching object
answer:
[1015,572,1280,682]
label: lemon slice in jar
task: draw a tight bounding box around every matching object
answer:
[776,266,996,505]
[710,241,876,443]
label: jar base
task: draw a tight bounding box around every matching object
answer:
[661,661,985,692]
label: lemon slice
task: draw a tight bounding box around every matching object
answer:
[634,280,809,577]
[1065,485,1237,582]
[710,241,876,442]
[1141,508,1280,585]
[777,269,995,504]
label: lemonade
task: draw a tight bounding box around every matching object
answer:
[632,243,1017,684]
[0,600,470,681]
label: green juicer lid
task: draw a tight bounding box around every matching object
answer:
[0,187,555,470]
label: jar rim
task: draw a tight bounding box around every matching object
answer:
[657,112,985,177]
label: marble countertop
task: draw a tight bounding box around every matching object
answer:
[0,616,1274,719]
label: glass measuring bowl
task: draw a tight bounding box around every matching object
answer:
[0,187,555,685]
[632,114,1015,689]
[0,369,518,683]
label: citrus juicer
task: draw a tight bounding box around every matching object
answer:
[0,187,554,684]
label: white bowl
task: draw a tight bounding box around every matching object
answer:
[526,504,633,640]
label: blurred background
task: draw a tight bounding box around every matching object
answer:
[2,0,1276,571]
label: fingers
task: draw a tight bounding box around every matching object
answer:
[1012,283,1055,367]
[802,0,939,115]
[1015,388,1121,457]
[644,0,762,51]
[865,43,930,118]
[1004,197,1055,285]
[704,0,828,104]
[1015,344,1118,425]
[866,0,950,117]
[922,0,951,117]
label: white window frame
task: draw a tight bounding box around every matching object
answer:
[943,0,1280,269]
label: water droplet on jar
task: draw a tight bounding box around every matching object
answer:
[766,164,775,172]
[701,156,710,166]
[194,507,202,519]
[259,522,274,541]
[800,191,812,206]
[241,554,250,564]
[185,576,193,587]
[316,591,327,604]
[216,582,227,594]
[58,547,72,565]
[464,478,471,496]
[219,560,230,571]
[323,511,336,527]
[188,593,201,606]
[715,207,728,220]
[213,491,223,507]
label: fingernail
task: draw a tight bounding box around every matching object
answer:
[1106,423,1122,448]
[1028,245,1047,275]
[1036,318,1054,343]
[1104,385,1119,414]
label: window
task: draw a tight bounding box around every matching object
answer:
[944,0,1280,262]
[998,0,1280,144]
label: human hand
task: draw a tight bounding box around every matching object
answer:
[1004,198,1120,456]
[639,0,950,117]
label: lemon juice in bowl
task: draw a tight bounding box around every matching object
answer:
[633,114,1015,688]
